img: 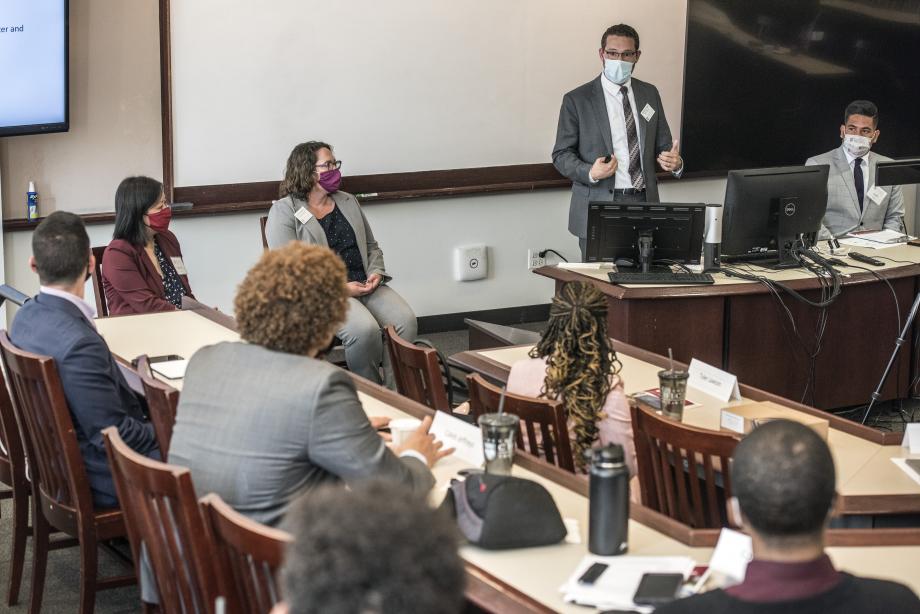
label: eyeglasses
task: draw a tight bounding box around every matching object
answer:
[603,49,639,61]
[315,160,343,171]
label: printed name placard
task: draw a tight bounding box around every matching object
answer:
[688,358,741,403]
[430,411,484,467]
[708,528,753,584]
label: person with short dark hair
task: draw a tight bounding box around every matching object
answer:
[271,481,466,614]
[10,211,159,507]
[265,142,417,384]
[102,176,195,315]
[806,100,905,239]
[168,243,450,526]
[553,24,684,260]
[656,421,920,614]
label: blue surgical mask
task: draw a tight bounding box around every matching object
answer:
[604,59,633,85]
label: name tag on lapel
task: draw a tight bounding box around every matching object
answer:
[294,206,313,224]
[640,103,655,122]
[867,185,887,205]
[170,257,188,275]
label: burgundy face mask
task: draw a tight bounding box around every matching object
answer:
[147,206,172,233]
[317,168,342,193]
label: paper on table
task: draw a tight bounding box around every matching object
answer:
[892,458,920,487]
[560,555,695,611]
[429,411,484,467]
[151,359,188,380]
[839,236,901,250]
[846,228,910,244]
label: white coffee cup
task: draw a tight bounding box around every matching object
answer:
[389,418,422,447]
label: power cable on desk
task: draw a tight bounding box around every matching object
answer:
[538,249,569,263]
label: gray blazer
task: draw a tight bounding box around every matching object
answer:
[168,341,433,526]
[806,146,904,239]
[266,191,390,282]
[552,76,675,237]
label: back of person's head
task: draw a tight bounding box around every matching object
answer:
[278,481,466,614]
[234,242,347,356]
[113,176,164,246]
[31,211,91,286]
[279,140,333,199]
[844,99,879,127]
[530,281,621,470]
[733,420,836,545]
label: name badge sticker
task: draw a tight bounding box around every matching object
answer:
[294,206,313,225]
[867,185,887,205]
[640,103,655,122]
[170,257,188,275]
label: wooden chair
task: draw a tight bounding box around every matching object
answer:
[466,373,575,472]
[384,325,452,413]
[91,245,108,317]
[0,364,30,606]
[259,215,269,250]
[630,403,739,529]
[134,355,180,460]
[200,493,292,613]
[0,331,135,614]
[102,426,218,614]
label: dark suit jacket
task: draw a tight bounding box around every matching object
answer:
[552,76,675,237]
[9,293,160,507]
[101,229,194,315]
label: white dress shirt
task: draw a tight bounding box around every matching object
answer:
[39,286,97,327]
[842,145,871,194]
[601,74,642,189]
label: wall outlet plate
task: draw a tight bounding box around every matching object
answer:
[527,249,546,270]
[454,245,488,281]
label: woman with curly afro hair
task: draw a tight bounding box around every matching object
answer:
[506,281,635,474]
[168,243,449,527]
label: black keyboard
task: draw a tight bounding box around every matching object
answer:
[608,271,715,285]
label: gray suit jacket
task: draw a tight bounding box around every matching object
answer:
[266,191,391,283]
[168,341,433,526]
[552,76,676,237]
[806,146,905,239]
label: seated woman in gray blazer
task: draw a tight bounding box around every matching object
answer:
[266,141,417,384]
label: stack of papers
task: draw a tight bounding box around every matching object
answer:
[560,555,695,612]
[840,229,910,250]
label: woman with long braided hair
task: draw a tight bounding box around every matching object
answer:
[506,281,634,474]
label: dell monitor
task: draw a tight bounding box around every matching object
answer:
[721,165,829,268]
[585,202,707,269]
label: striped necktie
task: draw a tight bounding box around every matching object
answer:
[620,85,645,190]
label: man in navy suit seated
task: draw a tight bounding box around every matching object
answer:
[10,211,159,508]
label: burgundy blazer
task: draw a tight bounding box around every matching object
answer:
[101,229,194,315]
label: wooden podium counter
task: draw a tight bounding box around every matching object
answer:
[535,244,920,409]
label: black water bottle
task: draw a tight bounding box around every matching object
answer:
[587,444,629,555]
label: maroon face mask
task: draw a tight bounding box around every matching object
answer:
[317,168,342,193]
[147,206,172,233]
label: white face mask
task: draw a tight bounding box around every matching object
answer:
[603,59,633,85]
[843,134,872,158]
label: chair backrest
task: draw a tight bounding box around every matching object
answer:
[102,426,218,614]
[134,355,180,460]
[91,245,108,317]
[465,373,574,472]
[259,216,269,251]
[0,330,94,526]
[384,326,451,413]
[630,403,739,529]
[0,361,27,491]
[200,493,292,614]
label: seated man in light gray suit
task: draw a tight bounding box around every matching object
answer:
[552,23,684,260]
[806,100,905,239]
[168,242,451,527]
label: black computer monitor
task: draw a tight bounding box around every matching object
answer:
[876,158,920,187]
[585,202,707,268]
[721,165,829,268]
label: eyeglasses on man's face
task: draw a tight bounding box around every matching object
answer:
[603,49,639,61]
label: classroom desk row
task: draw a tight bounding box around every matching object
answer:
[95,306,920,613]
[536,243,920,409]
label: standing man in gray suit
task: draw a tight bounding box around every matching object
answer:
[806,100,905,239]
[553,24,684,260]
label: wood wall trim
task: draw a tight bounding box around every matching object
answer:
[159,0,175,203]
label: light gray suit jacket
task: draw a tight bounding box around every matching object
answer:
[806,146,905,239]
[552,76,676,237]
[266,191,391,283]
[168,341,433,527]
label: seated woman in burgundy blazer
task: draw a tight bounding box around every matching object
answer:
[102,176,194,315]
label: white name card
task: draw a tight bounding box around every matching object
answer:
[708,528,753,584]
[293,206,313,224]
[688,358,741,403]
[867,185,887,206]
[902,423,920,454]
[430,411,484,467]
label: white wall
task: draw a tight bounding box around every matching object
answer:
[3,177,729,320]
